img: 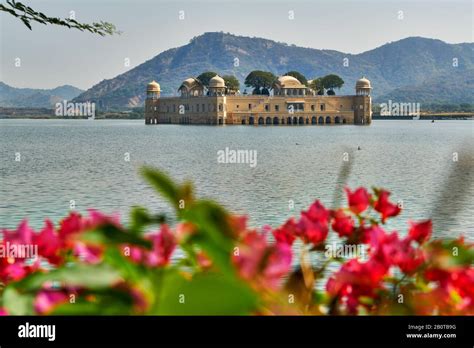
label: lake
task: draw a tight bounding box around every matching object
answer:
[1,119,473,242]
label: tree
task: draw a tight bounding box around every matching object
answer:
[321,74,344,95]
[309,78,325,95]
[223,75,240,94]
[284,71,308,86]
[0,0,120,36]
[196,71,218,87]
[244,71,276,95]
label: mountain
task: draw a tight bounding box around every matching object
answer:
[72,32,472,108]
[376,68,474,105]
[0,83,84,108]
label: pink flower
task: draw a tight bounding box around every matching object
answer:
[34,290,69,315]
[368,226,424,274]
[1,219,34,246]
[33,220,62,265]
[146,225,176,266]
[373,190,401,223]
[233,231,292,290]
[408,220,432,244]
[127,225,176,267]
[331,209,355,238]
[73,242,103,264]
[296,200,330,246]
[272,218,298,245]
[58,210,121,246]
[345,187,371,214]
[0,308,7,315]
[326,258,387,314]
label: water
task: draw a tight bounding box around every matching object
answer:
[1,119,473,242]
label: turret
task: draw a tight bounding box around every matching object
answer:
[146,80,161,99]
[356,77,371,96]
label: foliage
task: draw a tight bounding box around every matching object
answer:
[223,75,240,94]
[284,71,308,86]
[0,0,120,36]
[321,74,345,94]
[196,72,218,88]
[0,168,473,316]
[244,71,276,95]
[309,78,324,95]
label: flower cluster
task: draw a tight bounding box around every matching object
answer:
[0,179,472,316]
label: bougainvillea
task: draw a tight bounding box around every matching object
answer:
[0,168,472,316]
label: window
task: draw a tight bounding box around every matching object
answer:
[197,104,200,112]
[311,105,315,111]
[173,105,176,113]
[265,104,269,111]
[275,105,279,111]
[249,104,252,110]
[320,104,325,111]
[219,104,223,112]
[202,104,205,112]
[236,105,239,109]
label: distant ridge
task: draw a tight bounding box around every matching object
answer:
[0,82,84,108]
[25,32,474,109]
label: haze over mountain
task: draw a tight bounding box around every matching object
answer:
[0,83,84,108]
[18,32,474,109]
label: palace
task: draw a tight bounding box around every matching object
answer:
[145,75,372,125]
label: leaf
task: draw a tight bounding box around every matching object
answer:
[51,289,135,315]
[183,201,235,274]
[80,224,152,249]
[17,264,122,291]
[155,272,258,315]
[3,286,35,315]
[141,167,181,207]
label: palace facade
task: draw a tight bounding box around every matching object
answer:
[145,75,372,126]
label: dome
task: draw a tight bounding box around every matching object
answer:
[275,75,305,88]
[209,75,225,88]
[356,77,371,89]
[147,80,160,92]
[182,78,198,87]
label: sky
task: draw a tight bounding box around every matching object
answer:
[0,0,472,90]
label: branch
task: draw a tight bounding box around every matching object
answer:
[0,0,121,36]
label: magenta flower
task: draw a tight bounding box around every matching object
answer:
[296,200,330,246]
[34,290,69,315]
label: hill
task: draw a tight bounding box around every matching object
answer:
[71,32,474,108]
[0,83,84,108]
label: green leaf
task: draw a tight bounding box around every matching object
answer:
[80,224,152,249]
[156,272,258,315]
[51,289,135,315]
[183,201,235,274]
[141,167,181,207]
[3,286,35,315]
[18,264,122,291]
